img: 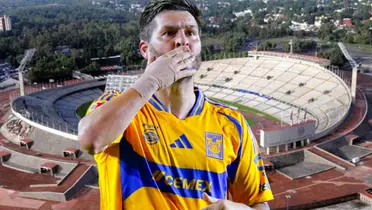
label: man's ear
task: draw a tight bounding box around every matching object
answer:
[139,41,149,60]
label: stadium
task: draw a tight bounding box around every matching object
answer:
[0,50,372,209]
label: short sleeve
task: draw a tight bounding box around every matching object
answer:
[85,90,121,116]
[85,90,124,150]
[228,115,273,206]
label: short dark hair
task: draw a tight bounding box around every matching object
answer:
[139,0,201,42]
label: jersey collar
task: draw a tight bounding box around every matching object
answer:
[148,87,205,117]
[188,87,205,117]
[149,94,169,112]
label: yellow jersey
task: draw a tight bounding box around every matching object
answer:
[86,87,273,210]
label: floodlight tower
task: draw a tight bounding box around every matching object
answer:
[337,42,357,103]
[289,39,293,54]
[18,49,36,96]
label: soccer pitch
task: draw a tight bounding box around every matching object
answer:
[76,101,93,118]
[211,97,280,126]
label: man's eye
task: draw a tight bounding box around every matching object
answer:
[164,31,176,36]
[188,30,198,36]
[187,31,196,36]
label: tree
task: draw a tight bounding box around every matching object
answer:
[5,55,17,66]
[318,23,335,40]
[82,61,101,76]
[259,41,276,51]
[319,47,346,66]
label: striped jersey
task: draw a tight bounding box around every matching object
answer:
[86,87,273,210]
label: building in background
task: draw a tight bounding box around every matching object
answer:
[0,15,12,31]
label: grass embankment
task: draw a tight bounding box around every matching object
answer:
[211,97,280,126]
[76,101,93,118]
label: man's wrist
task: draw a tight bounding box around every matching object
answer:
[131,74,159,100]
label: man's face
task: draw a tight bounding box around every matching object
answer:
[145,10,202,70]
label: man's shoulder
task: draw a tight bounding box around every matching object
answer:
[204,97,244,123]
[86,90,121,115]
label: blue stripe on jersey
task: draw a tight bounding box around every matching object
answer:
[174,139,185,148]
[99,90,111,100]
[254,153,262,165]
[196,91,205,115]
[205,98,231,109]
[148,98,163,111]
[106,91,117,101]
[220,113,243,183]
[152,95,169,112]
[189,88,205,116]
[180,134,192,149]
[119,138,228,200]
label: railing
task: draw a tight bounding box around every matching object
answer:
[248,50,331,67]
[8,78,86,101]
[11,98,78,140]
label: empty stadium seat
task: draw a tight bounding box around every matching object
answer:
[194,55,351,139]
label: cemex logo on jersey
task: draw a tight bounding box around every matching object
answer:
[152,170,213,193]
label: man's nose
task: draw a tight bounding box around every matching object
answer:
[175,30,189,48]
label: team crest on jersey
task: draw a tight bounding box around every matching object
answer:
[143,123,159,145]
[205,132,224,160]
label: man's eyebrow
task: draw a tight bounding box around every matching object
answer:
[161,24,198,30]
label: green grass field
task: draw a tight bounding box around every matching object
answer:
[211,97,280,126]
[76,101,93,118]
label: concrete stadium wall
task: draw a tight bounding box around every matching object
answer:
[304,150,346,170]
[27,125,93,160]
[11,107,78,140]
[20,165,98,202]
[318,136,349,151]
[64,165,98,200]
[274,193,359,210]
[30,164,79,188]
[351,88,370,136]
[359,193,372,205]
[19,191,67,202]
[0,146,77,175]
[264,150,304,169]
[11,79,106,141]
[266,149,343,179]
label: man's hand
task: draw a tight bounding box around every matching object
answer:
[132,46,196,99]
[201,193,251,210]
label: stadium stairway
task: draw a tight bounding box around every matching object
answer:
[309,147,355,169]
[19,164,98,202]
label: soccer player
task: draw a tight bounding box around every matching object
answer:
[78,0,273,209]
